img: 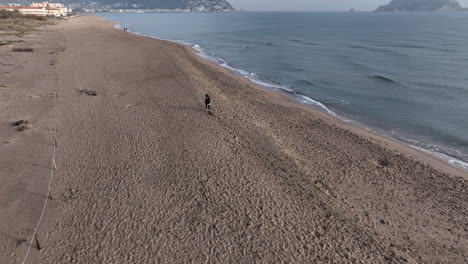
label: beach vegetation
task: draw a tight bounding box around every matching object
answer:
[0,39,23,46]
[0,12,55,37]
[0,10,23,19]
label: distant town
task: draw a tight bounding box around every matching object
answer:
[0,3,240,14]
[0,2,72,16]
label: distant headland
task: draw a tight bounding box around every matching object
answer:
[376,0,468,12]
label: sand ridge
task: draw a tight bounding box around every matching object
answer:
[1,16,467,263]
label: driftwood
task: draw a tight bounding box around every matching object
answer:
[12,120,30,131]
[79,89,98,96]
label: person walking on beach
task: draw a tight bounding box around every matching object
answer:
[205,94,212,114]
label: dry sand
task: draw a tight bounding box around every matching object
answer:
[1,16,467,263]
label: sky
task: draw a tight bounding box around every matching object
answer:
[228,0,468,11]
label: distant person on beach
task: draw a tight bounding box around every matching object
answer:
[205,94,211,113]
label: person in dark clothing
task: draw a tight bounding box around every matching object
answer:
[205,94,211,113]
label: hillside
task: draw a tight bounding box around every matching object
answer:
[376,0,464,11]
[0,0,235,11]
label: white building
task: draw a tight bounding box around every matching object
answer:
[31,2,71,15]
[0,2,71,16]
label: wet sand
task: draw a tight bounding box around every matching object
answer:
[1,16,467,263]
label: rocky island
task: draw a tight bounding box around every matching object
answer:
[376,0,467,12]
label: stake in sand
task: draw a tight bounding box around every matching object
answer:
[34,233,41,251]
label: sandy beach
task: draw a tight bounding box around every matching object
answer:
[1,16,467,263]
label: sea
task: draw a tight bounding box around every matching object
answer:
[98,12,468,172]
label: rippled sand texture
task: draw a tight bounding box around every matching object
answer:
[1,16,467,264]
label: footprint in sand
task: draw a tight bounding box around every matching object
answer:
[26,93,56,99]
[113,91,128,98]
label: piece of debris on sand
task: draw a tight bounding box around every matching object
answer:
[79,89,98,96]
[13,120,31,131]
[12,48,34,52]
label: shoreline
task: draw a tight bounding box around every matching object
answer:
[2,16,468,263]
[104,15,468,176]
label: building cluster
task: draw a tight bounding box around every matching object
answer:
[0,2,72,17]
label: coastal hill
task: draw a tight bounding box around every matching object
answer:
[376,0,465,11]
[0,0,235,11]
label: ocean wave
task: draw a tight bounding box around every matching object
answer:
[229,40,278,47]
[372,74,398,84]
[341,58,374,72]
[386,43,457,53]
[387,131,468,172]
[347,44,409,58]
[349,42,457,56]
[293,79,321,87]
[348,45,392,53]
[412,82,468,93]
[388,44,427,49]
[297,94,342,118]
[288,39,318,46]
[410,145,468,171]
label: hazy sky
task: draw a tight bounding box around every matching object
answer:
[229,0,468,11]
